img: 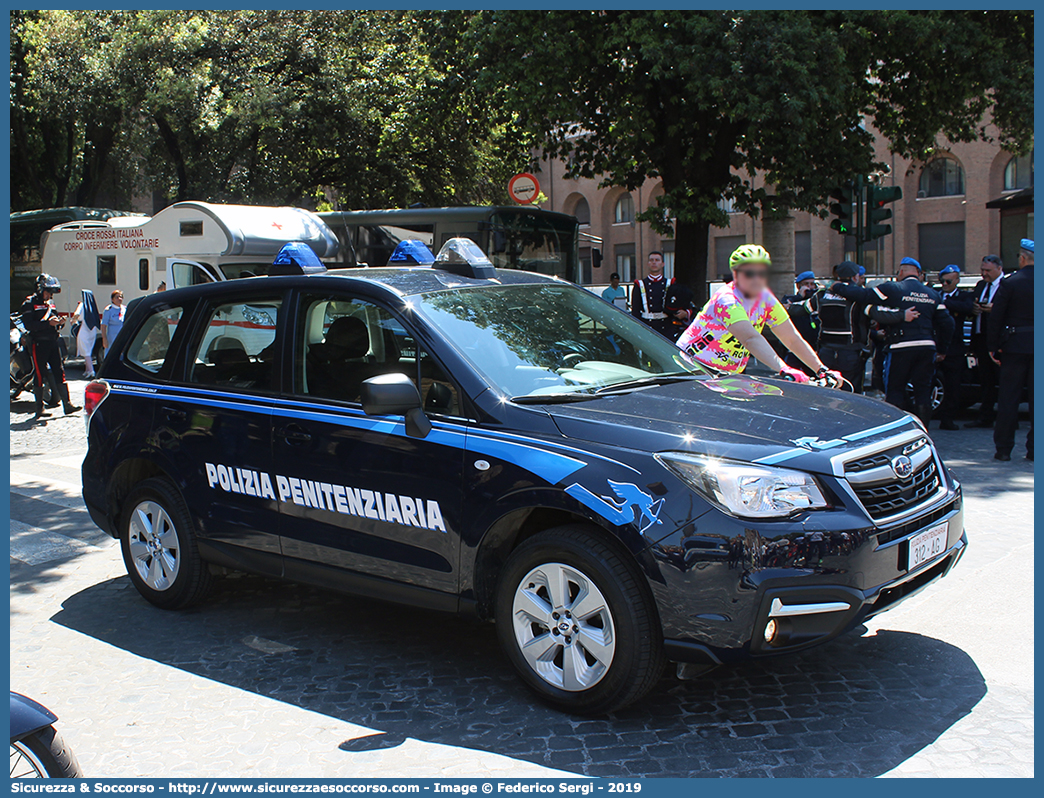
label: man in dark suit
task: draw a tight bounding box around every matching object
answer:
[936,265,976,430]
[966,254,1005,427]
[988,240,1034,461]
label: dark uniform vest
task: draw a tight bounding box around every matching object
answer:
[817,290,856,346]
[886,279,945,347]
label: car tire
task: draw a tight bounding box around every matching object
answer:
[495,524,665,715]
[119,477,212,610]
[11,726,83,778]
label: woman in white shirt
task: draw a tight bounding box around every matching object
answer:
[71,289,101,378]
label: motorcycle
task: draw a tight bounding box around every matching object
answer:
[10,692,82,778]
[10,314,58,405]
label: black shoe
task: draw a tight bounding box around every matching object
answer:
[938,421,959,431]
[34,409,49,420]
[994,451,1011,461]
[63,404,82,415]
[45,401,60,409]
[965,420,994,428]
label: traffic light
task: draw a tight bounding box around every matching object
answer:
[829,183,858,236]
[865,185,902,242]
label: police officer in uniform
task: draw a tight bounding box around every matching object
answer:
[831,257,953,425]
[936,265,976,430]
[989,239,1034,461]
[20,274,81,420]
[780,271,820,371]
[793,261,909,392]
[631,251,690,338]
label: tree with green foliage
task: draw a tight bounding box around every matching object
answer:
[459,10,1033,301]
[10,10,531,213]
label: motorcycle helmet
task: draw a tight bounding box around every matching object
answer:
[36,273,61,294]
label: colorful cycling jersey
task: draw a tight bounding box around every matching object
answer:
[677,283,789,372]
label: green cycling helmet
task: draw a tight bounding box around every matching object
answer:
[729,244,771,270]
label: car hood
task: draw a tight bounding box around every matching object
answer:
[545,374,920,474]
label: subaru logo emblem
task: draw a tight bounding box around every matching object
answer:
[891,455,914,479]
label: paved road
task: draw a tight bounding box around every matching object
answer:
[9,374,1034,778]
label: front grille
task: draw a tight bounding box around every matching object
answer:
[852,459,940,520]
[845,436,928,474]
[876,494,959,545]
[843,437,942,522]
[845,452,891,473]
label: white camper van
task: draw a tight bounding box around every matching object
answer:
[38,201,339,346]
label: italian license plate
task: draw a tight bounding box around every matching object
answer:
[908,523,948,571]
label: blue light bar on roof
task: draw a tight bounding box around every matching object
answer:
[388,239,435,266]
[271,241,327,275]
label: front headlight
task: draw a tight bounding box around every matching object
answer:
[656,452,829,519]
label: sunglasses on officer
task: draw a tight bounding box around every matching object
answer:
[940,275,959,286]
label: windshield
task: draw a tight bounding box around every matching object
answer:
[488,212,578,282]
[414,283,707,399]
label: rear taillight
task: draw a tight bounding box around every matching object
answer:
[84,380,110,429]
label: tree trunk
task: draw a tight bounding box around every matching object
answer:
[673,217,712,308]
[762,215,796,299]
[155,114,190,201]
[77,121,118,207]
[55,122,74,206]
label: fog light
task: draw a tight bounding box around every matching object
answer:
[764,619,778,644]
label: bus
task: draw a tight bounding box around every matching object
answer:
[318,206,582,284]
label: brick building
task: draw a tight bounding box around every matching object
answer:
[538,127,1033,286]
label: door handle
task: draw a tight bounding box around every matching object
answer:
[278,424,313,445]
[162,406,187,423]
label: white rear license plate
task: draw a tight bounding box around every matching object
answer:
[908,522,948,571]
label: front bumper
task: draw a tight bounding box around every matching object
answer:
[651,477,967,664]
[747,530,965,657]
[664,531,966,664]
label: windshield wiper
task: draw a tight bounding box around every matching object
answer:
[593,373,700,394]
[511,392,600,404]
[512,374,700,404]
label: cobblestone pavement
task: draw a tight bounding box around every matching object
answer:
[9,374,1034,778]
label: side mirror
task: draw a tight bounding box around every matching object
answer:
[360,373,431,438]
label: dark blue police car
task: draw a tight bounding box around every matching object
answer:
[82,239,967,714]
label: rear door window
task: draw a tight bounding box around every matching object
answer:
[125,305,187,377]
[185,296,284,392]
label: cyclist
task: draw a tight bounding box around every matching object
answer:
[676,245,842,385]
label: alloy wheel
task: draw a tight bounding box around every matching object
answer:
[510,562,616,691]
[128,500,180,591]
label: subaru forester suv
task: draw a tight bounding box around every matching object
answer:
[82,239,967,714]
